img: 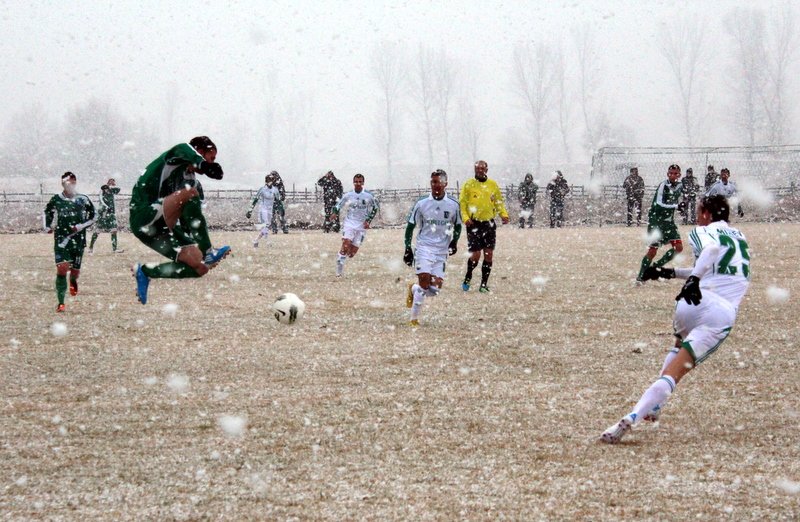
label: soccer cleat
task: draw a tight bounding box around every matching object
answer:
[600,414,635,444]
[204,246,231,268]
[406,282,414,308]
[462,280,470,292]
[479,285,490,294]
[409,319,420,327]
[133,263,150,305]
[69,279,78,296]
[253,241,259,248]
[643,405,661,423]
[56,303,66,313]
[87,248,94,255]
[114,249,125,254]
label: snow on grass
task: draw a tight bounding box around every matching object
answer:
[162,303,179,317]
[166,374,189,393]
[766,286,790,304]
[218,415,247,437]
[50,322,67,337]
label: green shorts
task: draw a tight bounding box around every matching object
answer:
[95,213,118,232]
[130,201,195,261]
[54,238,84,269]
[647,220,680,247]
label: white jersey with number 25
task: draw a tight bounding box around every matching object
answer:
[688,220,751,311]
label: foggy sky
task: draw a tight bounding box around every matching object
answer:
[1,0,796,189]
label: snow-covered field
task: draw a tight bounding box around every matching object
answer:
[2,225,799,519]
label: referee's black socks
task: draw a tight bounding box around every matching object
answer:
[481,261,492,286]
[465,259,478,282]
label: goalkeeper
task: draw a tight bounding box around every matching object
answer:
[130,136,231,305]
[43,172,96,312]
[403,169,462,326]
[602,195,751,443]
[636,164,684,284]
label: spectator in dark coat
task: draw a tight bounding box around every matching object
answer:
[317,171,344,232]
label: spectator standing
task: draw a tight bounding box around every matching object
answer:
[517,173,539,228]
[317,170,344,232]
[622,167,645,227]
[681,168,700,225]
[546,170,570,228]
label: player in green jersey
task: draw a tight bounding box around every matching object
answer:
[129,136,230,305]
[636,164,684,284]
[88,178,123,254]
[43,172,96,312]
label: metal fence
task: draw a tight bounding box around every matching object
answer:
[3,183,798,233]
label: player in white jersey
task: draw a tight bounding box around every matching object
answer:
[601,194,751,443]
[246,174,280,247]
[403,169,462,326]
[705,168,744,218]
[330,173,379,277]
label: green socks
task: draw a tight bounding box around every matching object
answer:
[179,197,212,253]
[141,262,201,279]
[653,248,676,268]
[55,275,67,304]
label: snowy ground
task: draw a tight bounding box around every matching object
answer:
[1,225,799,519]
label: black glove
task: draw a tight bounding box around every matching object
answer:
[642,266,676,281]
[199,161,224,180]
[448,240,458,256]
[737,205,744,218]
[403,246,414,266]
[246,210,252,219]
[675,275,702,306]
[677,201,687,215]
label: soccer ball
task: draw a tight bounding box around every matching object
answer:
[272,293,305,324]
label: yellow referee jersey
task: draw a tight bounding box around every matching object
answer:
[459,178,509,222]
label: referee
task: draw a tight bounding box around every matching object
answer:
[459,160,509,293]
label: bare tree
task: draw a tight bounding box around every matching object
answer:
[552,44,573,162]
[659,16,708,146]
[410,44,437,172]
[371,41,405,181]
[434,48,457,170]
[512,42,556,172]
[761,3,797,145]
[725,8,768,148]
[163,82,179,146]
[281,93,311,178]
[260,70,279,168]
[572,24,602,156]
[457,94,482,162]
[0,104,56,179]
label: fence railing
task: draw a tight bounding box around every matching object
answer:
[3,183,797,204]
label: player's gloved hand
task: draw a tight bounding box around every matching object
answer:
[737,205,744,218]
[675,275,702,306]
[642,266,676,281]
[403,246,414,266]
[448,240,458,256]
[677,201,687,215]
[199,161,224,180]
[246,210,252,219]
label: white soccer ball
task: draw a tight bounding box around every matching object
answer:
[272,293,305,324]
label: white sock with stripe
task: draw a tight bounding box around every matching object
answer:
[630,375,676,423]
[410,284,426,320]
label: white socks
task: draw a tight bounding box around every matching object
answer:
[631,375,676,423]
[410,284,441,320]
[336,253,346,276]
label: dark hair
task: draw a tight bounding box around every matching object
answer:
[431,169,448,181]
[61,171,76,181]
[668,164,681,171]
[700,194,730,222]
[720,168,730,174]
[189,136,216,151]
[353,173,365,181]
[686,168,693,173]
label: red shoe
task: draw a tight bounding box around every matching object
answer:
[69,279,78,296]
[56,304,66,313]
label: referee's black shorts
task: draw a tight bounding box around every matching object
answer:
[466,219,497,252]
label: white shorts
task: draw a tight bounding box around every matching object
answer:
[342,225,366,247]
[259,207,273,227]
[415,247,448,279]
[673,290,736,365]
